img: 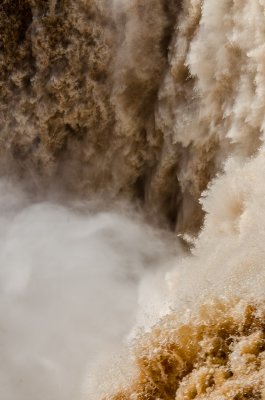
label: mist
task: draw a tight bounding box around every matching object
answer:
[0,179,178,400]
[2,0,265,398]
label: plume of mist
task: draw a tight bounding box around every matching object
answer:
[0,179,179,400]
[90,0,265,397]
[3,0,265,399]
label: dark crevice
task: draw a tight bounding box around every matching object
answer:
[160,0,182,57]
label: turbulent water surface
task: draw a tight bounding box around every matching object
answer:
[2,0,265,399]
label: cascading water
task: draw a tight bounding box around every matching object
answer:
[1,0,265,399]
